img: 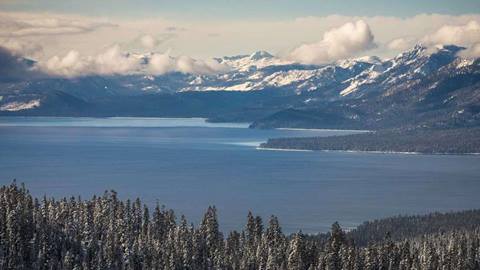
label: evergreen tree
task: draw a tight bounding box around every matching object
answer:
[288,232,306,270]
[1,182,480,270]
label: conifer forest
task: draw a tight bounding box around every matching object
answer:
[1,183,480,270]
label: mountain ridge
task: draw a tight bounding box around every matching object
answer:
[1,44,479,130]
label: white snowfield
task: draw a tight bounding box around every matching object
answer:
[0,100,41,112]
[181,53,376,93]
[177,45,474,96]
[220,51,293,72]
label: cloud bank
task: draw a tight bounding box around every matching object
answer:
[289,20,376,64]
[39,45,230,77]
[0,12,116,37]
[419,20,480,58]
[459,43,480,59]
[387,37,417,52]
[423,21,480,47]
[2,11,480,79]
[148,54,229,75]
[140,35,157,49]
[2,12,480,61]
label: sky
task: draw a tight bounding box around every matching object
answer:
[2,0,479,19]
[1,0,480,77]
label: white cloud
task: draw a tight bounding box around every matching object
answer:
[458,43,480,58]
[140,35,157,49]
[175,56,230,75]
[43,50,91,77]
[289,20,376,64]
[2,11,480,65]
[125,33,177,53]
[387,37,417,51]
[41,45,141,77]
[148,54,230,76]
[94,45,141,75]
[423,20,480,47]
[0,12,116,37]
[39,45,229,77]
[148,53,175,74]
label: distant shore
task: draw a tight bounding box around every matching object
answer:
[257,146,480,156]
[259,128,480,155]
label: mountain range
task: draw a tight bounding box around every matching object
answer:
[1,44,479,130]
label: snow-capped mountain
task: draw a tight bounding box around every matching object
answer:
[216,50,291,72]
[1,45,479,130]
[175,45,467,97]
[338,45,465,97]
[179,51,379,93]
[251,45,480,129]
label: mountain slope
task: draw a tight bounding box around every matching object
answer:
[252,46,480,129]
[0,45,479,131]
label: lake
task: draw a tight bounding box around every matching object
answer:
[1,117,479,233]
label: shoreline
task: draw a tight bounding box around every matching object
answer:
[0,116,379,133]
[1,116,373,133]
[256,146,480,156]
[256,147,314,152]
[0,116,251,129]
[275,127,371,133]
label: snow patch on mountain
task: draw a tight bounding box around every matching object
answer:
[457,59,475,68]
[338,45,473,97]
[0,99,40,111]
[219,51,293,72]
[262,69,317,87]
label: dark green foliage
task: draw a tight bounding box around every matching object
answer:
[1,182,480,269]
[260,128,480,154]
[349,210,480,247]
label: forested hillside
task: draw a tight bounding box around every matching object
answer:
[1,182,480,270]
[347,210,480,247]
[260,128,480,154]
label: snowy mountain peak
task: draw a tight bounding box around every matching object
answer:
[338,44,473,98]
[394,44,428,61]
[249,51,274,60]
[394,44,463,62]
[217,50,292,72]
[355,56,383,65]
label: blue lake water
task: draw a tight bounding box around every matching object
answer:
[1,117,479,233]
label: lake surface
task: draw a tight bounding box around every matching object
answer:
[1,117,479,233]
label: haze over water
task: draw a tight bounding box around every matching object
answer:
[1,117,479,233]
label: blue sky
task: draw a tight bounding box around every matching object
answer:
[2,0,479,19]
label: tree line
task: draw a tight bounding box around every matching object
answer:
[260,128,480,154]
[347,210,480,247]
[1,182,479,269]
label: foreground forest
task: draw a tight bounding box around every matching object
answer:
[1,182,480,270]
[260,128,480,154]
